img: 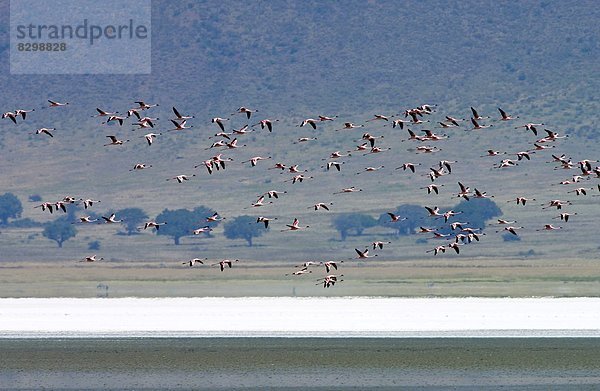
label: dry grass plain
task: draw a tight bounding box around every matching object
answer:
[1,256,599,298]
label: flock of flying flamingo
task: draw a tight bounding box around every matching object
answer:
[3,98,599,289]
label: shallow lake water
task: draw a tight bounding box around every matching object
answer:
[2,338,600,390]
[2,298,600,389]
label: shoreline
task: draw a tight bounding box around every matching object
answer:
[2,297,600,338]
[2,330,600,339]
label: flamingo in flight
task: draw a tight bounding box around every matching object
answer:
[470,117,493,130]
[426,246,446,256]
[316,274,343,288]
[134,101,159,110]
[253,119,278,132]
[81,255,103,262]
[78,199,100,209]
[93,108,118,117]
[372,241,391,250]
[130,163,152,171]
[73,216,98,224]
[516,123,543,135]
[333,187,362,195]
[498,108,518,121]
[211,117,229,131]
[335,122,364,131]
[281,218,309,232]
[296,261,322,268]
[183,258,206,267]
[167,174,195,183]
[172,106,194,120]
[470,107,489,120]
[193,226,213,235]
[496,226,524,236]
[554,213,576,222]
[169,119,193,131]
[33,127,55,137]
[2,111,18,124]
[355,248,377,259]
[46,99,69,108]
[324,261,342,273]
[256,216,276,228]
[140,221,167,231]
[537,224,562,231]
[286,268,312,276]
[104,135,130,146]
[311,203,333,211]
[397,162,421,173]
[387,213,407,223]
[421,184,443,194]
[212,259,239,271]
[101,213,123,224]
[206,213,225,222]
[233,107,257,119]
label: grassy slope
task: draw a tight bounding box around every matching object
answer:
[0,0,598,296]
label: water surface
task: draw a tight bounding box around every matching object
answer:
[1,338,600,390]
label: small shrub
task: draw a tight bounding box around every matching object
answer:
[8,218,43,228]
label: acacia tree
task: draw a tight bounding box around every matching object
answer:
[453,198,502,230]
[155,206,218,245]
[43,216,77,248]
[434,198,503,236]
[116,207,149,235]
[223,215,266,246]
[378,204,428,236]
[332,213,377,241]
[0,193,23,225]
